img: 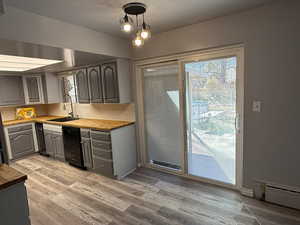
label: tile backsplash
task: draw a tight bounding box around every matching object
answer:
[47,103,136,122]
[0,103,135,122]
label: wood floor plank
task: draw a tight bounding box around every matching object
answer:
[52,192,111,225]
[87,173,145,196]
[27,188,91,225]
[125,205,175,225]
[64,188,142,225]
[70,181,131,211]
[35,167,77,186]
[80,177,161,212]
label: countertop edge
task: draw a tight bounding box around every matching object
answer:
[3,117,135,131]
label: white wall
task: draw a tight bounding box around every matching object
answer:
[0,6,131,58]
[133,0,300,189]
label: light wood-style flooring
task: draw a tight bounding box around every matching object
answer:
[11,155,300,225]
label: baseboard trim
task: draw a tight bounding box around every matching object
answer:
[240,187,254,197]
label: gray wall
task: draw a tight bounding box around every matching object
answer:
[133,0,300,189]
[0,6,130,58]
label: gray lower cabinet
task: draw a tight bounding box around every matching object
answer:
[53,133,65,161]
[89,125,137,179]
[81,137,93,168]
[44,130,64,161]
[9,129,35,160]
[75,69,90,103]
[0,76,25,106]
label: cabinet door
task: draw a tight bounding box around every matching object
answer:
[75,69,90,103]
[25,77,40,103]
[0,76,25,106]
[53,134,65,161]
[44,131,55,157]
[101,63,119,103]
[9,130,35,159]
[81,138,93,168]
[88,66,104,103]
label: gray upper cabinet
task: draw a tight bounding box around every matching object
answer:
[101,62,119,103]
[75,69,90,103]
[23,75,44,104]
[25,77,40,103]
[9,129,35,159]
[42,72,63,104]
[0,76,25,106]
[88,66,104,103]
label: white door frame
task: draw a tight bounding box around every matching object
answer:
[134,45,244,190]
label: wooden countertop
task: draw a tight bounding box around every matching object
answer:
[0,164,27,191]
[3,116,134,131]
[2,116,64,126]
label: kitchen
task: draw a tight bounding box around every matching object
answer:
[0,38,137,225]
[1,1,300,225]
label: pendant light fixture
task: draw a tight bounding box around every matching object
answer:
[140,14,151,40]
[120,2,151,47]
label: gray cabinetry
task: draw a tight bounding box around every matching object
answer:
[23,75,44,104]
[101,62,119,103]
[44,127,64,161]
[81,137,93,168]
[44,131,55,157]
[90,125,137,179]
[25,76,40,103]
[53,133,65,161]
[88,66,104,103]
[75,69,90,103]
[90,130,114,178]
[8,124,35,159]
[0,76,25,106]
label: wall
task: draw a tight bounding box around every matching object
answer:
[133,0,300,189]
[0,105,48,121]
[0,6,130,58]
[47,103,135,122]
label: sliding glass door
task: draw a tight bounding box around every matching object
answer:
[142,64,183,171]
[136,47,243,188]
[185,57,238,185]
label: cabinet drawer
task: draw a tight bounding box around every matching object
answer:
[91,130,111,142]
[92,148,112,160]
[8,124,32,134]
[92,140,111,151]
[93,156,114,178]
[80,129,90,138]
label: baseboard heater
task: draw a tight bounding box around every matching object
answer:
[264,183,300,210]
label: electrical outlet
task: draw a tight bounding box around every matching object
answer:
[252,101,261,112]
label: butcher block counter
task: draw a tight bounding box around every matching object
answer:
[0,163,27,190]
[3,116,134,131]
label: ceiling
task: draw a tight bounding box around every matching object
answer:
[7,0,275,38]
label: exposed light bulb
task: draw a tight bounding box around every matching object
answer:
[141,29,150,39]
[120,14,133,33]
[132,33,144,47]
[122,23,132,32]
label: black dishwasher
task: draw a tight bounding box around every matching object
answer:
[63,126,85,169]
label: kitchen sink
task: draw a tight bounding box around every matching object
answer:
[48,117,80,122]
